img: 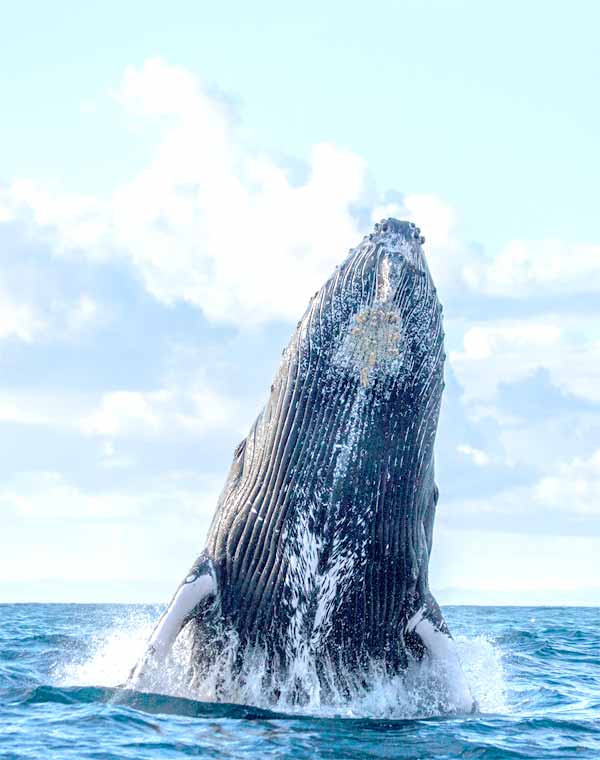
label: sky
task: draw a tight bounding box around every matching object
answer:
[1,0,599,605]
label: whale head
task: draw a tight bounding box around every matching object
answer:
[287,217,442,397]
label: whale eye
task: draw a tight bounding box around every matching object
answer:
[185,574,197,583]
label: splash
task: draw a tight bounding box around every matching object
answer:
[54,611,508,719]
[53,608,157,689]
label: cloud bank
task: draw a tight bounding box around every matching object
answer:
[1,57,599,602]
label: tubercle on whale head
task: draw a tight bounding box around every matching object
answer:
[371,218,426,246]
[361,219,426,258]
[355,218,431,297]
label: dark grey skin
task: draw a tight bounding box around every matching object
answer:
[130,219,474,709]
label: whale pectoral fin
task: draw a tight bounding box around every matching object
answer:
[405,603,477,714]
[128,558,217,688]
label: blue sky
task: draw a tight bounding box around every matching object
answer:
[1,1,599,604]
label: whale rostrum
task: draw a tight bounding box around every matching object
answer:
[130,218,475,710]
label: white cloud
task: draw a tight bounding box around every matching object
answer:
[81,391,164,436]
[97,440,135,470]
[0,391,88,427]
[439,449,600,534]
[0,288,45,341]
[403,193,456,250]
[0,468,225,589]
[0,377,241,442]
[80,383,239,438]
[450,318,600,403]
[0,249,105,345]
[4,179,110,254]
[0,58,493,329]
[3,57,600,337]
[431,528,600,599]
[1,469,224,524]
[457,444,490,467]
[65,294,103,332]
[533,449,600,517]
[466,239,600,297]
[1,471,143,520]
[3,59,374,327]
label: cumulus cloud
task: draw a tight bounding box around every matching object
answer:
[450,318,600,403]
[457,444,490,467]
[80,391,164,436]
[0,470,224,586]
[2,57,600,600]
[1,471,143,520]
[0,240,105,344]
[66,295,104,332]
[0,288,45,341]
[80,383,240,438]
[1,58,490,329]
[3,57,599,334]
[0,390,92,427]
[370,192,481,300]
[437,448,600,541]
[2,180,110,255]
[534,449,600,517]
[2,59,375,326]
[466,239,600,297]
[5,57,597,331]
[431,528,600,600]
[0,378,242,442]
[1,468,224,522]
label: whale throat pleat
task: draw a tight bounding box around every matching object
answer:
[203,232,444,668]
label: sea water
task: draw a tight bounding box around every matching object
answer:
[1,604,598,758]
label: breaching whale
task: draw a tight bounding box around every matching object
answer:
[130,218,474,710]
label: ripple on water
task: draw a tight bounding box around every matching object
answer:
[1,604,599,759]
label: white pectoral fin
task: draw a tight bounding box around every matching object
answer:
[406,607,477,714]
[128,568,216,688]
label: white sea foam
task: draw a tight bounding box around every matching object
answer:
[55,611,508,719]
[54,609,157,689]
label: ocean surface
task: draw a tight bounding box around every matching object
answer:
[1,604,598,759]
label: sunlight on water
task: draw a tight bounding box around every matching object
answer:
[55,610,508,719]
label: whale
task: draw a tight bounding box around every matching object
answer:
[130,218,474,709]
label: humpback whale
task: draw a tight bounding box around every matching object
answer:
[130,218,474,710]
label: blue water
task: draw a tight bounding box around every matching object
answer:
[1,605,598,758]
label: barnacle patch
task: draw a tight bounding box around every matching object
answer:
[335,305,405,388]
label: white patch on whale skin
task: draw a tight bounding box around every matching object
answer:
[281,507,362,698]
[406,607,476,713]
[129,571,216,688]
[280,387,375,686]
